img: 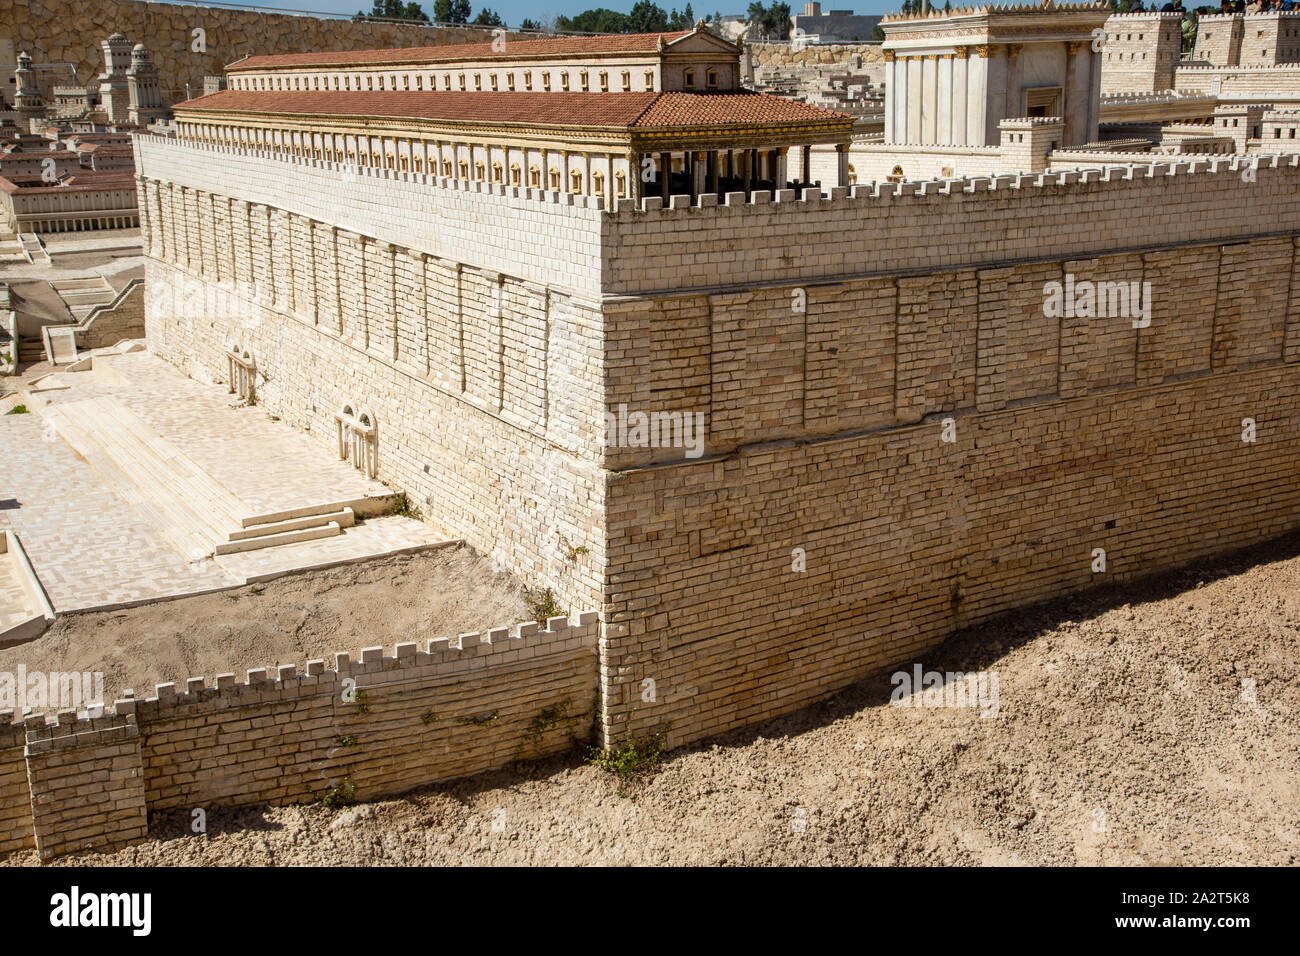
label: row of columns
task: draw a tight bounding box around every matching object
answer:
[884,42,1100,148]
[626,143,846,202]
[178,122,634,206]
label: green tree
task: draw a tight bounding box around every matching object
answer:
[433,0,472,23]
[628,1,671,32]
[557,7,632,32]
[355,0,430,20]
[473,7,504,25]
[747,1,791,40]
[519,17,541,29]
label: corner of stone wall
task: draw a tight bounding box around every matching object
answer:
[0,714,34,857]
[24,710,147,861]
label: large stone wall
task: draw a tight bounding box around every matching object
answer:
[136,137,607,616]
[747,40,884,71]
[597,228,1300,745]
[0,613,598,859]
[137,135,1300,757]
[0,0,499,102]
[593,155,1300,745]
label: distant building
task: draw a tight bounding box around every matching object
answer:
[790,3,882,43]
[0,170,138,232]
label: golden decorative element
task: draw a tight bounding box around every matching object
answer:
[954,45,970,58]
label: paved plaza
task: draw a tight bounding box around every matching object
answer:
[0,345,453,617]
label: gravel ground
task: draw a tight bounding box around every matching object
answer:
[5,534,1298,867]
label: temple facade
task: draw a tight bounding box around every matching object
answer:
[879,2,1109,149]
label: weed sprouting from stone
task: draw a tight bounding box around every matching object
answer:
[320,778,356,809]
[587,725,670,777]
[523,586,563,623]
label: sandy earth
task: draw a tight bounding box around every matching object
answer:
[0,547,529,707]
[3,535,1299,867]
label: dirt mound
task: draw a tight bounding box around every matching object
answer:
[0,546,529,708]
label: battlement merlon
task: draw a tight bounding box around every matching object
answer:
[1102,10,1186,20]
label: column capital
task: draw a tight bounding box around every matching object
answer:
[1066,40,1082,55]
[973,44,995,58]
[883,49,896,62]
[954,45,970,59]
[1006,44,1022,58]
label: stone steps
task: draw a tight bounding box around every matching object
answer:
[0,531,55,647]
[40,397,351,559]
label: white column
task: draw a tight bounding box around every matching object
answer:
[953,51,969,145]
[968,50,989,147]
[922,55,938,144]
[884,54,895,143]
[938,54,953,145]
[906,57,923,144]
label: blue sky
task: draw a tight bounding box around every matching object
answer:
[255,0,897,30]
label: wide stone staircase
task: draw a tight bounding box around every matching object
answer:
[40,397,361,561]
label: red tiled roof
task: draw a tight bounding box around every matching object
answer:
[0,171,135,194]
[227,31,698,72]
[633,93,849,128]
[172,90,851,130]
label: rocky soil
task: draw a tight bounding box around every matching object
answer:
[5,533,1297,867]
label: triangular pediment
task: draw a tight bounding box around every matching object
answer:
[663,29,742,55]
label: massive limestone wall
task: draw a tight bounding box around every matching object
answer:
[137,133,1300,755]
[0,0,499,102]
[747,40,884,70]
[136,137,607,616]
[596,157,1300,747]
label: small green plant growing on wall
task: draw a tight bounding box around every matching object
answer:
[392,493,422,520]
[521,699,574,756]
[321,778,357,809]
[5,404,28,415]
[523,586,563,623]
[353,690,371,716]
[334,734,357,748]
[587,725,670,777]
[420,710,439,725]
[558,534,589,562]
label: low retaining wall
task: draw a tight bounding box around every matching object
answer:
[0,612,598,859]
[74,279,144,351]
